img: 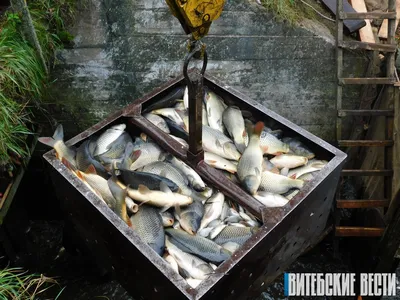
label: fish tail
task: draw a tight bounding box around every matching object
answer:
[38,137,56,148]
[253,121,264,137]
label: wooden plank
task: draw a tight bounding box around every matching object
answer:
[335,226,385,236]
[337,199,390,208]
[340,78,396,84]
[378,0,400,39]
[341,12,397,19]
[339,40,397,52]
[336,0,344,141]
[350,0,376,43]
[341,169,393,176]
[338,140,394,146]
[321,0,366,33]
[338,109,394,116]
[391,88,400,218]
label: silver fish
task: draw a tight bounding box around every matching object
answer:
[175,200,204,235]
[169,156,205,191]
[151,108,184,128]
[108,178,131,226]
[165,237,213,280]
[93,124,126,156]
[254,191,290,207]
[222,106,247,153]
[76,140,107,177]
[259,171,304,194]
[129,142,166,171]
[259,130,290,155]
[209,224,227,240]
[221,242,241,254]
[199,192,225,231]
[237,122,264,195]
[174,100,185,111]
[270,154,308,169]
[38,124,77,168]
[282,137,315,159]
[213,226,258,246]
[165,228,231,263]
[204,152,237,174]
[283,189,300,200]
[287,160,327,179]
[263,158,281,174]
[204,89,227,133]
[202,125,241,161]
[97,132,132,163]
[144,113,170,133]
[161,211,175,227]
[164,253,179,274]
[198,227,213,238]
[130,205,165,256]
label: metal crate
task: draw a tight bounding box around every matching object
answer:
[43,73,346,300]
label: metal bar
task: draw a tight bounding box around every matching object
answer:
[340,78,396,85]
[338,140,394,147]
[338,109,394,117]
[337,200,390,208]
[335,226,385,237]
[341,169,393,176]
[336,0,344,141]
[340,12,397,19]
[338,40,397,52]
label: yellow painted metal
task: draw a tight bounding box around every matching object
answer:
[165,0,226,40]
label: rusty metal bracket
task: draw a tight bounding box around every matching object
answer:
[183,41,207,164]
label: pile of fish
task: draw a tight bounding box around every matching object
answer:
[142,85,329,207]
[39,123,261,288]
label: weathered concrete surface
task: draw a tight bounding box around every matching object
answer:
[45,0,366,142]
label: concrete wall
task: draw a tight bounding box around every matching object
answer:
[45,0,366,142]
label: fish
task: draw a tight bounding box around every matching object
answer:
[269,154,308,169]
[202,125,241,160]
[128,142,166,171]
[144,113,170,133]
[202,103,209,126]
[208,219,223,228]
[197,227,213,238]
[161,211,175,227]
[298,172,315,181]
[93,124,126,156]
[121,182,193,208]
[209,224,227,239]
[130,204,165,255]
[165,228,231,263]
[221,171,240,184]
[222,106,247,153]
[176,109,189,132]
[186,278,202,289]
[38,124,77,168]
[151,108,184,128]
[263,158,280,174]
[76,165,116,210]
[164,253,179,274]
[183,86,189,109]
[283,189,300,200]
[169,134,189,149]
[264,127,283,139]
[282,137,315,159]
[165,118,189,141]
[204,88,227,133]
[259,130,290,155]
[141,161,206,202]
[96,132,133,165]
[204,152,237,174]
[237,122,264,195]
[125,197,139,214]
[107,178,132,226]
[199,192,225,231]
[168,156,205,191]
[254,191,290,207]
[259,171,304,194]
[213,226,258,246]
[221,242,241,254]
[165,237,213,280]
[220,201,230,221]
[142,86,185,113]
[119,169,179,192]
[287,160,327,179]
[175,200,204,235]
[201,187,214,199]
[76,140,107,177]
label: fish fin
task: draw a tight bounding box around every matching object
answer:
[174,203,182,218]
[76,170,84,180]
[38,137,56,147]
[280,167,289,176]
[160,181,173,194]
[272,152,283,156]
[138,184,151,194]
[289,174,297,179]
[242,129,247,138]
[254,121,264,137]
[138,199,151,206]
[261,146,269,153]
[130,150,142,162]
[85,165,97,175]
[207,160,217,164]
[61,157,76,171]
[255,168,261,176]
[52,124,64,141]
[227,169,236,174]
[215,139,222,148]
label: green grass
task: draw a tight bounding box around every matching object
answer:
[0,0,76,169]
[0,267,63,300]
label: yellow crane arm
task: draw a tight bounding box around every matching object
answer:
[165,0,226,40]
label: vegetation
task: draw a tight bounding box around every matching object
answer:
[0,267,63,299]
[0,0,75,172]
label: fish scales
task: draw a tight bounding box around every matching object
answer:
[213,226,257,246]
[141,161,189,189]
